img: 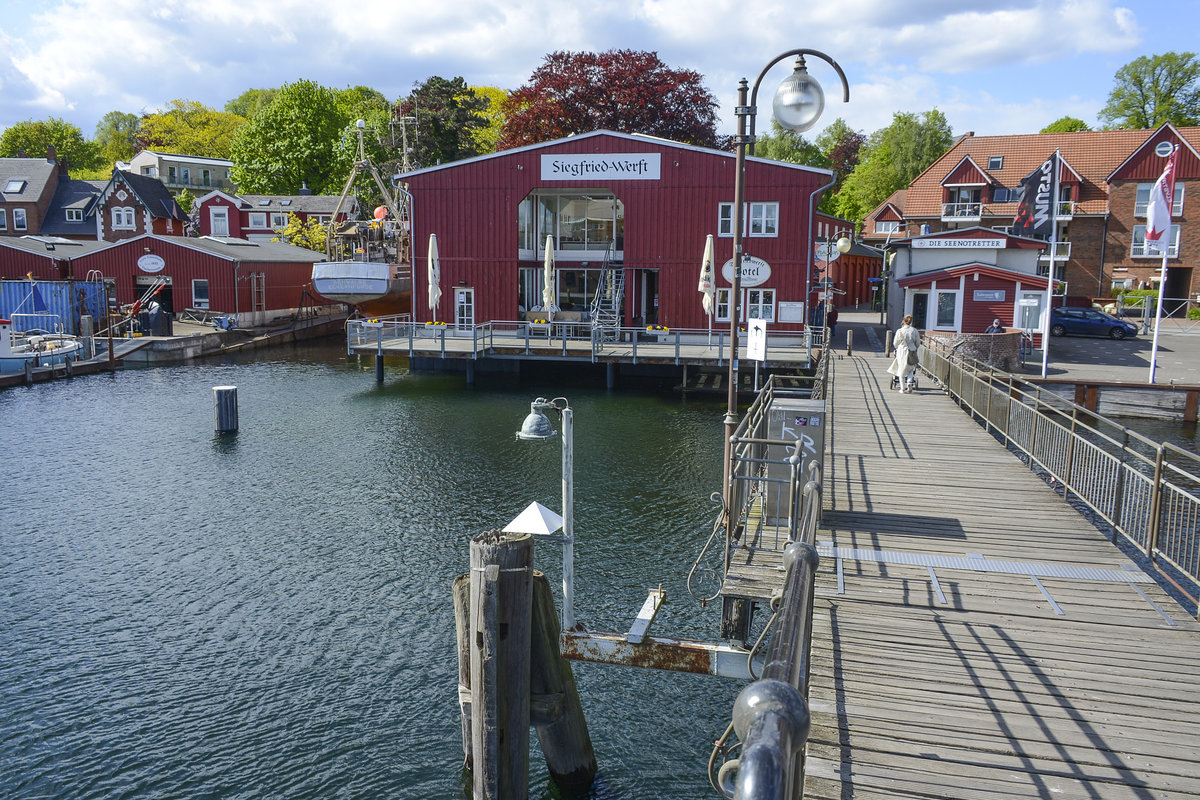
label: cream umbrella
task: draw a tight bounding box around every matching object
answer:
[699,234,716,345]
[427,233,441,322]
[541,235,557,319]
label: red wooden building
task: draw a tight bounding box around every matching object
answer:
[69,234,321,323]
[194,190,356,240]
[396,130,835,332]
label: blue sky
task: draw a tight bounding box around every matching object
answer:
[1,0,1198,143]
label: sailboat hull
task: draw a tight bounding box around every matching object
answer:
[312,262,412,317]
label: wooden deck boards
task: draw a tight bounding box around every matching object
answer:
[804,353,1200,799]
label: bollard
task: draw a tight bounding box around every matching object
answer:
[846,329,854,356]
[375,353,384,383]
[213,386,238,432]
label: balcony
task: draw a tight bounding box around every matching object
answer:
[162,174,235,192]
[1055,201,1076,219]
[941,202,982,221]
[1037,241,1072,261]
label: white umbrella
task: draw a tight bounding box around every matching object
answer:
[427,233,441,322]
[699,234,716,345]
[541,235,557,318]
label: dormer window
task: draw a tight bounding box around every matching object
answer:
[5,179,27,193]
[66,208,83,222]
[987,156,1003,170]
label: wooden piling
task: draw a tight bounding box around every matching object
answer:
[529,571,596,790]
[453,573,473,770]
[469,530,533,800]
[213,386,238,432]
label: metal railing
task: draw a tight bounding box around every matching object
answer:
[941,202,982,218]
[921,337,1200,616]
[714,351,830,799]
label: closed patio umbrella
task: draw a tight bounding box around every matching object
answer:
[427,233,441,322]
[542,235,557,319]
[699,234,716,345]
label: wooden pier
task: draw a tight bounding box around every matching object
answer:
[795,352,1200,798]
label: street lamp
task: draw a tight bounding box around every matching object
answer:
[516,396,575,631]
[723,51,849,529]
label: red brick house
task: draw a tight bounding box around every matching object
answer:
[0,156,62,237]
[93,170,190,242]
[864,123,1200,306]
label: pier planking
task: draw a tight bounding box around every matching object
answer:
[801,353,1200,799]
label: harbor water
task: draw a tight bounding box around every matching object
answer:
[0,343,739,799]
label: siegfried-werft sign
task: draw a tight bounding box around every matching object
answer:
[541,153,661,180]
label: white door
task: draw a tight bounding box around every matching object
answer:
[455,288,474,331]
[210,207,229,237]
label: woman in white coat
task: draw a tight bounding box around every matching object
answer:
[887,314,921,392]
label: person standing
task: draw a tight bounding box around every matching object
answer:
[887,314,921,392]
[985,318,1005,333]
[826,303,839,344]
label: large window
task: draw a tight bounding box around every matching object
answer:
[518,265,608,314]
[0,209,6,229]
[1135,183,1185,216]
[14,208,27,230]
[876,220,900,233]
[1131,224,1181,257]
[518,192,624,258]
[714,288,776,322]
[248,212,267,228]
[718,202,780,237]
[270,212,289,229]
[1017,291,1044,331]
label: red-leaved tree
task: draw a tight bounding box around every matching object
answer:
[498,50,720,150]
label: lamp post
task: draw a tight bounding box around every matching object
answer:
[516,396,575,631]
[723,50,849,533]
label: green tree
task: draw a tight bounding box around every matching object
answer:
[835,110,954,225]
[273,213,328,252]
[470,85,509,154]
[137,99,247,157]
[1040,116,1091,133]
[0,117,102,171]
[229,80,349,195]
[94,111,141,164]
[1099,52,1200,129]
[754,119,828,166]
[397,76,489,168]
[225,88,279,120]
[176,187,196,213]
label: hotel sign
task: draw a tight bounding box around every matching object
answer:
[541,153,661,180]
[913,238,1006,249]
[721,255,772,287]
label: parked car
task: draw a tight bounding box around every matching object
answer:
[1049,307,1139,339]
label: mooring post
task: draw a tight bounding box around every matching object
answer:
[469,530,533,800]
[846,328,854,356]
[529,571,596,790]
[453,573,473,771]
[213,386,238,432]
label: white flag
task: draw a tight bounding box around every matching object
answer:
[1145,146,1178,255]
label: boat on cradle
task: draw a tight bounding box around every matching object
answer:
[311,120,413,319]
[0,316,84,373]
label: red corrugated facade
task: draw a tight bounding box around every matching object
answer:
[399,131,834,331]
[68,235,317,317]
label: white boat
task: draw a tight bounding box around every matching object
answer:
[310,120,413,319]
[1,316,84,373]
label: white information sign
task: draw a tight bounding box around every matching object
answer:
[721,255,772,287]
[746,318,767,362]
[540,153,661,181]
[137,254,165,273]
[778,301,805,323]
[913,238,1006,249]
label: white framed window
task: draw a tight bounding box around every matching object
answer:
[168,166,177,183]
[718,202,780,237]
[66,208,83,222]
[1131,224,1181,257]
[1135,183,1185,216]
[714,288,776,322]
[248,212,267,228]
[270,212,289,229]
[210,207,229,236]
[14,208,27,230]
[988,156,1003,170]
[111,207,135,229]
[192,279,210,310]
[875,220,900,233]
[0,209,6,229]
[201,169,211,186]
[181,167,190,184]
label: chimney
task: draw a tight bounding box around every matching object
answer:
[299,182,312,196]
[46,144,57,163]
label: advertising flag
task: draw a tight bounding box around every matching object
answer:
[1012,152,1059,238]
[1145,146,1179,255]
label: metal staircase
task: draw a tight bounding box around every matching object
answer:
[590,242,624,342]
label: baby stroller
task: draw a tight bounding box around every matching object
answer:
[890,372,919,391]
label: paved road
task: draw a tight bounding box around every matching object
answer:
[833,306,1200,386]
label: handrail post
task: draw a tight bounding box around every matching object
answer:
[1065,407,1078,502]
[1147,444,1166,561]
